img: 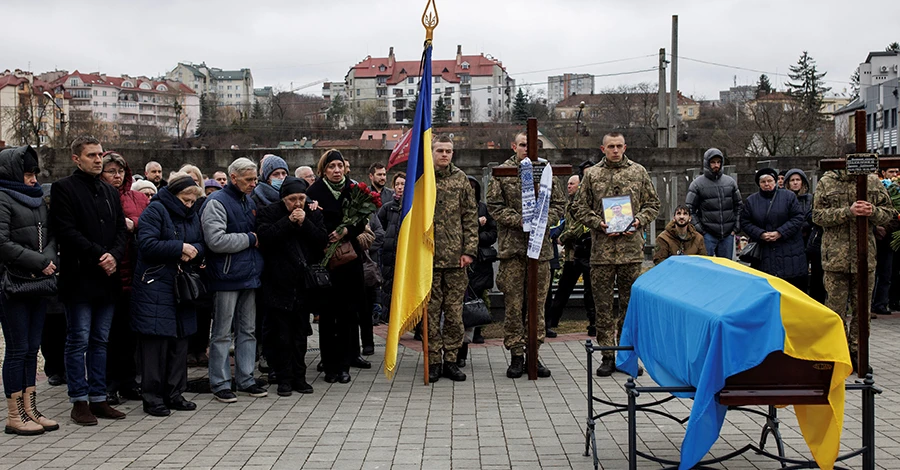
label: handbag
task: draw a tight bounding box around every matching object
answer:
[478,245,498,263]
[174,264,205,305]
[739,192,776,265]
[362,251,382,287]
[462,286,492,328]
[2,222,57,298]
[327,240,358,270]
[303,263,332,289]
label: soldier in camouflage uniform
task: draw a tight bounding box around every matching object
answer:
[572,132,660,377]
[812,168,896,372]
[487,132,567,379]
[427,135,479,383]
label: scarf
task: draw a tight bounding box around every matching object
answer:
[0,179,43,208]
[325,177,345,200]
[253,182,280,206]
[519,158,553,259]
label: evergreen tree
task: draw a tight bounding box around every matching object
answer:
[849,69,860,101]
[785,51,831,117]
[887,42,900,52]
[756,74,773,97]
[326,94,347,127]
[407,92,418,122]
[433,96,450,127]
[512,88,529,124]
[197,94,210,135]
[251,100,266,120]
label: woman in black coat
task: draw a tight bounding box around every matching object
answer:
[462,176,497,352]
[376,172,405,319]
[305,150,369,384]
[0,146,58,435]
[131,175,205,416]
[256,177,328,396]
[740,168,807,290]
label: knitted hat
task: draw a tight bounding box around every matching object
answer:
[132,179,157,195]
[279,176,309,199]
[755,168,778,186]
[260,155,288,183]
[203,178,222,189]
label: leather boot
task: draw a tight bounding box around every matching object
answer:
[457,343,468,368]
[442,363,467,381]
[596,357,615,377]
[24,387,58,431]
[428,363,441,383]
[5,392,44,435]
[71,401,97,426]
[90,401,126,420]
[507,355,525,379]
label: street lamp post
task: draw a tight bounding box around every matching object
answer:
[575,101,585,148]
[43,91,66,147]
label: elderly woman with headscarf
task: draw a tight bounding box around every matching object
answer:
[740,168,807,290]
[305,150,370,383]
[0,146,58,435]
[100,151,149,404]
[131,174,205,416]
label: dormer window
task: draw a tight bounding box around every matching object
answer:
[139,82,152,90]
[379,65,387,72]
[122,81,133,88]
[461,62,470,70]
[156,84,168,91]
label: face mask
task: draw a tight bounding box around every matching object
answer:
[271,178,284,190]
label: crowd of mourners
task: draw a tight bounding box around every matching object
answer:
[0,131,893,435]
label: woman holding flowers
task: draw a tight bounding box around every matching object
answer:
[306,150,379,384]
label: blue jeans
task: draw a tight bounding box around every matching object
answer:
[64,301,115,403]
[703,233,734,260]
[0,297,47,397]
[209,290,257,393]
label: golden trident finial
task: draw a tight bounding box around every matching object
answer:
[422,0,438,43]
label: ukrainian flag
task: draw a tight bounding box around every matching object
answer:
[384,43,436,379]
[617,256,852,470]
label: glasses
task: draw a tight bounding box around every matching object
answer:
[103,169,126,176]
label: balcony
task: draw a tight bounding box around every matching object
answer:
[460,85,471,96]
[460,98,471,109]
[394,99,407,109]
[394,89,404,98]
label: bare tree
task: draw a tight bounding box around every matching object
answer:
[2,84,53,146]
[744,96,822,157]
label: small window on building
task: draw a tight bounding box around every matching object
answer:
[434,76,441,84]
[93,90,98,96]
[461,62,469,70]
[408,89,414,96]
[435,88,441,94]
[102,102,107,108]
[688,108,694,117]
[487,86,492,93]
[487,98,492,105]
[408,77,415,84]
[102,91,107,96]
[488,110,492,117]
[93,101,98,106]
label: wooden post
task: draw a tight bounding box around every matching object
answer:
[526,118,540,380]
[490,119,572,381]
[854,110,870,378]
[422,307,430,385]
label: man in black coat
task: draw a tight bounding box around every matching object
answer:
[50,136,127,425]
[256,177,328,397]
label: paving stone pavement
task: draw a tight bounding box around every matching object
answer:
[2,316,900,469]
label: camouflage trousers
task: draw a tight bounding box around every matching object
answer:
[824,270,875,355]
[591,263,642,360]
[427,267,467,364]
[496,257,550,356]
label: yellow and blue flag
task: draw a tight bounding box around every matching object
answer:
[384,43,436,379]
[618,256,851,470]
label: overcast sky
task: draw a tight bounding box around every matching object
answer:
[6,0,898,101]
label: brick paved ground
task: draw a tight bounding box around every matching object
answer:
[1,316,899,469]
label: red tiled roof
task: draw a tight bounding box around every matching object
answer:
[350,54,504,85]
[0,74,26,89]
[53,70,196,95]
[359,129,406,141]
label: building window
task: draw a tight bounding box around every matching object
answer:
[93,101,98,106]
[102,90,107,96]
[102,102,107,108]
[434,76,441,84]
[435,88,441,94]
[488,110,492,117]
[70,79,78,86]
[93,90,98,96]
[451,111,455,117]
[446,87,454,95]
[893,108,898,128]
[236,94,241,98]
[379,65,386,72]
[356,89,360,96]
[487,98,492,105]
[227,85,232,90]
[409,77,416,84]
[461,62,469,70]
[227,94,233,98]
[867,114,872,132]
[688,108,694,117]
[407,89,414,96]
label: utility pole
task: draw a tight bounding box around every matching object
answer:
[658,48,668,148]
[668,14,679,148]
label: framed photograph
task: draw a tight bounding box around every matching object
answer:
[602,195,635,234]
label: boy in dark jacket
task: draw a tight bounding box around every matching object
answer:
[256,177,328,397]
[50,136,127,425]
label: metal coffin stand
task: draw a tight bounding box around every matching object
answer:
[583,341,881,470]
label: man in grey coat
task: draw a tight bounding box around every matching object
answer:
[685,148,742,259]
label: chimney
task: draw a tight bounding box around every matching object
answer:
[456,45,462,66]
[388,47,395,67]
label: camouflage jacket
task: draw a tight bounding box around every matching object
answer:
[558,196,589,262]
[433,163,479,269]
[486,156,567,261]
[812,170,896,273]
[571,155,660,265]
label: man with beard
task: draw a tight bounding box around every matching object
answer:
[367,162,394,202]
[654,204,707,264]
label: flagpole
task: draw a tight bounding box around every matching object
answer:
[419,0,438,386]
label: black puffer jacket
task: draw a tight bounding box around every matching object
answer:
[467,176,497,296]
[784,168,815,244]
[0,147,57,276]
[741,188,807,279]
[685,148,742,239]
[377,197,402,274]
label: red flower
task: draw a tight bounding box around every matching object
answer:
[350,182,358,189]
[357,182,369,191]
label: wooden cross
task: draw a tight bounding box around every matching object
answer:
[819,109,900,378]
[491,118,572,380]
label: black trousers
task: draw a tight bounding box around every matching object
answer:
[873,237,893,311]
[355,286,376,351]
[548,259,595,328]
[107,292,138,393]
[188,303,212,356]
[41,308,67,377]
[270,307,309,384]
[139,335,188,407]
[808,251,827,304]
